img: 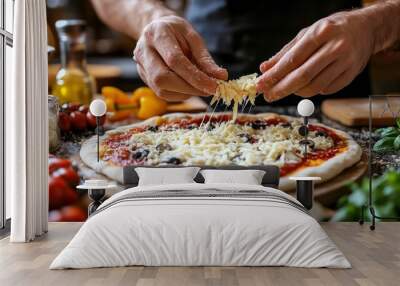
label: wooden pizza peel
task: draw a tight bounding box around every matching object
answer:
[321,97,400,127]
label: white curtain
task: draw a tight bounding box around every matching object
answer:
[8,0,48,242]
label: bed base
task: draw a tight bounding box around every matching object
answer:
[87,165,317,215]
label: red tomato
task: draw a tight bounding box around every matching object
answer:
[59,206,87,222]
[48,157,71,174]
[67,103,80,112]
[99,115,106,126]
[78,105,89,114]
[58,112,71,133]
[86,112,106,129]
[48,210,62,222]
[86,112,97,129]
[61,103,80,113]
[52,167,80,186]
[63,186,79,205]
[48,177,68,210]
[70,111,87,131]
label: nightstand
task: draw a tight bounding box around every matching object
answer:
[289,177,321,210]
[77,180,115,216]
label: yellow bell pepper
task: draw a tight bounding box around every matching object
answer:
[131,87,157,104]
[107,110,133,122]
[136,93,167,120]
[102,86,167,121]
[102,86,127,101]
[102,86,137,111]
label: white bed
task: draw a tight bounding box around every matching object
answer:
[50,183,350,269]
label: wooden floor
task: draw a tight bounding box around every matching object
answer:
[0,222,399,286]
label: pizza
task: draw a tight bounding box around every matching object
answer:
[80,112,362,191]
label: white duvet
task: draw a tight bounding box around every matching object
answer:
[50,183,350,269]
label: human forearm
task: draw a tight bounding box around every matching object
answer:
[91,0,175,39]
[361,0,400,53]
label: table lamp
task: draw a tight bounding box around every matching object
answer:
[297,99,315,158]
[89,99,107,162]
[290,99,320,210]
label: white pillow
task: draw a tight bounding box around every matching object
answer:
[135,167,200,186]
[200,169,266,185]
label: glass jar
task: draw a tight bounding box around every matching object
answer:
[48,95,60,152]
[52,19,95,105]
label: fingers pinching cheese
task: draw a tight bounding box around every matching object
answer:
[211,73,259,121]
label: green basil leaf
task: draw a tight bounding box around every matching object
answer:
[380,127,400,138]
[373,137,396,152]
[397,117,400,129]
[394,135,400,150]
[376,127,392,136]
[348,190,367,206]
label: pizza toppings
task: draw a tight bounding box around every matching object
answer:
[100,114,344,176]
[211,73,259,121]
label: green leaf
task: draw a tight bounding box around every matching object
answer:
[380,127,400,138]
[394,135,400,150]
[376,202,396,218]
[373,137,396,152]
[383,185,395,196]
[331,208,351,222]
[396,117,400,129]
[348,190,367,206]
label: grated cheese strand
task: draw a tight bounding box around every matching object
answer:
[211,73,259,121]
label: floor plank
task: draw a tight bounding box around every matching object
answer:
[0,222,399,286]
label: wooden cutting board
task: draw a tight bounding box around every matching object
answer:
[167,96,208,113]
[321,97,400,127]
[48,64,122,83]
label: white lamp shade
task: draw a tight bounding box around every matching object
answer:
[89,99,107,117]
[297,99,315,117]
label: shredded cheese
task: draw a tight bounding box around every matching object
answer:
[126,121,334,167]
[211,73,259,121]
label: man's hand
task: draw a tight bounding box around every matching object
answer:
[133,15,228,101]
[257,11,375,101]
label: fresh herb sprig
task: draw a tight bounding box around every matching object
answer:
[332,170,400,221]
[373,118,400,152]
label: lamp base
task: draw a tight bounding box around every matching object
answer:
[359,204,400,231]
[88,188,106,216]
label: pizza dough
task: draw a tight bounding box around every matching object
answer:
[80,112,362,191]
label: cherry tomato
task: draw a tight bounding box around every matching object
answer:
[86,112,97,128]
[99,115,106,126]
[48,176,68,210]
[78,105,89,114]
[61,103,70,113]
[63,186,79,205]
[59,206,87,222]
[52,167,80,186]
[70,111,87,131]
[61,103,80,113]
[68,103,80,112]
[86,112,106,129]
[58,111,71,133]
[49,157,71,174]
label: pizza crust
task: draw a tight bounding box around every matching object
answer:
[80,112,362,191]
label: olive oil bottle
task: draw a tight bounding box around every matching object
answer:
[52,20,95,105]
